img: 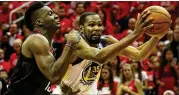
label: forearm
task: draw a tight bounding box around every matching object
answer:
[50,46,73,84]
[96,32,139,63]
[137,37,159,61]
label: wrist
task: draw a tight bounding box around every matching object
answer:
[65,43,76,50]
[131,31,141,38]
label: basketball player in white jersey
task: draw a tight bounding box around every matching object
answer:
[61,11,167,94]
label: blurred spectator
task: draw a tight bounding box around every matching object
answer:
[145,56,159,95]
[130,59,148,91]
[112,2,131,21]
[165,30,174,46]
[9,38,22,68]
[90,1,112,21]
[7,23,23,46]
[156,48,178,95]
[72,15,80,30]
[131,1,151,19]
[169,25,179,60]
[96,9,113,35]
[118,18,136,40]
[98,65,118,95]
[0,2,16,24]
[175,17,179,26]
[117,64,144,95]
[108,56,121,83]
[0,49,11,73]
[157,41,166,57]
[1,34,15,61]
[57,3,72,34]
[0,22,2,42]
[70,2,85,28]
[0,69,8,95]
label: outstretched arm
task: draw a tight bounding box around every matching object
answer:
[120,37,160,61]
[72,31,144,63]
[102,34,160,61]
[66,11,153,63]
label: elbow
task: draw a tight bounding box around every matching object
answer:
[136,53,146,62]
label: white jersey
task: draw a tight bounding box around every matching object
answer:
[62,41,104,94]
[62,60,103,94]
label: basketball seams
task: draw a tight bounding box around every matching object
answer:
[148,10,170,20]
[143,6,171,36]
[147,10,170,34]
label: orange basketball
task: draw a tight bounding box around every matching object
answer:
[143,6,171,37]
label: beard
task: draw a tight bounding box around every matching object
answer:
[85,35,101,44]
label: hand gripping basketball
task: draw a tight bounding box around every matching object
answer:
[133,10,154,37]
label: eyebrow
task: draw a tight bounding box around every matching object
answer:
[88,21,102,23]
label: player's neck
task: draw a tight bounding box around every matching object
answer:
[34,28,54,45]
[81,34,99,47]
[89,43,99,48]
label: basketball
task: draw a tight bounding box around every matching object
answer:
[142,6,171,37]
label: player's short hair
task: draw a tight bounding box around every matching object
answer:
[79,12,97,26]
[24,1,44,31]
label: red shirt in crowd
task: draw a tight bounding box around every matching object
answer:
[103,20,114,35]
[97,81,118,95]
[59,18,72,34]
[0,60,11,73]
[146,70,155,88]
[9,53,18,68]
[123,80,138,95]
[156,65,177,95]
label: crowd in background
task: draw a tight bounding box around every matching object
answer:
[0,1,179,95]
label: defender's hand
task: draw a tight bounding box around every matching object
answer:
[65,29,81,45]
[134,10,154,37]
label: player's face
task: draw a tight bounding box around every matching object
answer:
[83,15,104,44]
[36,6,60,32]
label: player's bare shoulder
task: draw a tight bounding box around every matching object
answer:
[23,34,50,54]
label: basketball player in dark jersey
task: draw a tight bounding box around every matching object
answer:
[5,2,80,95]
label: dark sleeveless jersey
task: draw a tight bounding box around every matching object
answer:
[5,51,51,95]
